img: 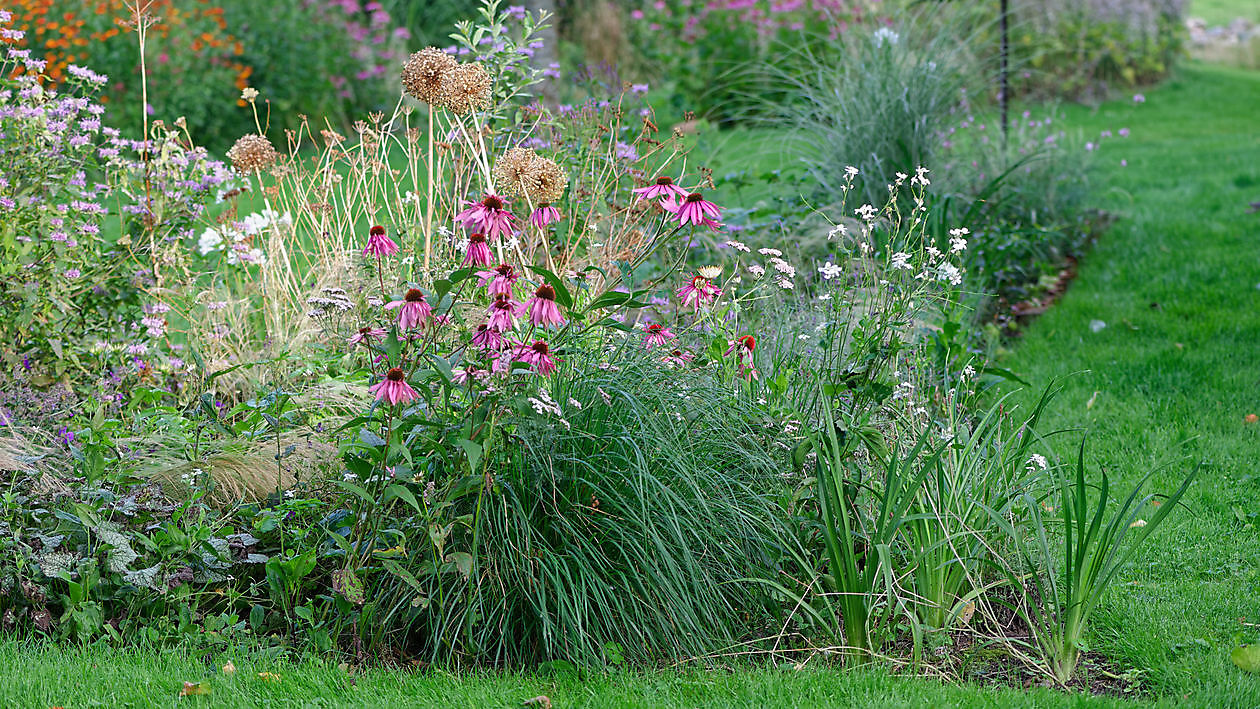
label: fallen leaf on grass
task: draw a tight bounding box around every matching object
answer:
[1086,391,1099,409]
[522,696,552,709]
[1245,414,1258,424]
[257,672,281,683]
[1232,644,1260,673]
[222,661,236,676]
[180,682,210,696]
[957,601,976,625]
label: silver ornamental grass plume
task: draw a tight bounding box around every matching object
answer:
[437,62,492,115]
[401,47,457,105]
[225,133,279,174]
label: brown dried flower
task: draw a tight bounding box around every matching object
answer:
[401,47,457,105]
[226,134,278,174]
[493,147,568,203]
[437,63,491,115]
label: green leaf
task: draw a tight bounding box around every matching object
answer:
[530,266,573,309]
[249,603,265,631]
[444,551,473,579]
[1233,644,1260,673]
[457,438,482,473]
[383,484,423,514]
[335,480,376,507]
[586,289,642,311]
[359,427,387,448]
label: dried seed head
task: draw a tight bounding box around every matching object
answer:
[401,47,457,105]
[437,63,491,115]
[493,147,568,203]
[226,134,278,174]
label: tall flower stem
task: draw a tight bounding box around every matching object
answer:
[425,108,434,271]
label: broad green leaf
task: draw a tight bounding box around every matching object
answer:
[1233,644,1260,673]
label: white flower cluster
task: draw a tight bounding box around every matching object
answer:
[197,208,291,266]
[528,388,570,430]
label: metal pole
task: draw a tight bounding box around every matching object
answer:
[1000,0,1009,147]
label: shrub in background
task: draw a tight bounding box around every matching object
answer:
[3,0,251,149]
[1011,0,1186,100]
[618,0,870,125]
[2,1,411,150]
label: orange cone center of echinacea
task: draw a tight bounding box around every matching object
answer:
[386,367,405,382]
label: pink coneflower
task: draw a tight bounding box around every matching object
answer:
[662,192,722,230]
[471,322,505,350]
[514,339,558,376]
[530,203,561,228]
[632,175,688,202]
[348,326,386,345]
[524,284,565,328]
[453,366,488,384]
[663,349,694,367]
[675,274,723,311]
[363,225,399,257]
[486,294,521,331]
[642,323,674,349]
[463,232,492,266]
[476,263,519,296]
[456,193,516,240]
[725,335,756,363]
[725,335,758,379]
[386,288,432,329]
[369,367,420,405]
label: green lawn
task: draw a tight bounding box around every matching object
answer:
[5,62,1258,708]
[0,640,1161,708]
[1189,0,1260,24]
[994,61,1260,706]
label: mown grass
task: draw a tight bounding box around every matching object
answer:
[994,61,1260,706]
[1189,0,1260,24]
[6,62,1258,708]
[0,639,1156,708]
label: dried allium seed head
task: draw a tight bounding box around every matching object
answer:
[437,63,491,115]
[226,134,278,174]
[401,47,457,104]
[532,155,568,203]
[493,147,568,203]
